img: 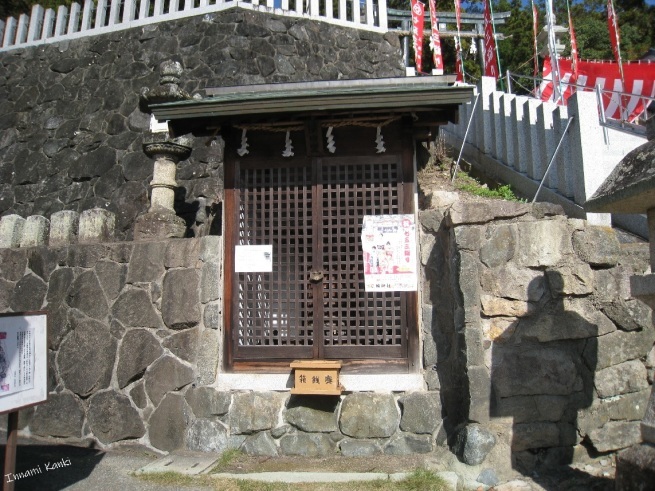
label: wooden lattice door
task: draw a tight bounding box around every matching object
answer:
[226,154,413,368]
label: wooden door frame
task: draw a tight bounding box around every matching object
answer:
[223,126,419,374]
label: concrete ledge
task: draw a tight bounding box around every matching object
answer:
[215,373,426,392]
[211,472,412,483]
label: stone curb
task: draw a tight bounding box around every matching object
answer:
[210,472,412,483]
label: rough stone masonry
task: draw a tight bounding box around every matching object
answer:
[0,9,403,239]
[420,194,654,472]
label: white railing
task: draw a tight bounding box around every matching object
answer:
[0,0,388,51]
[442,76,648,238]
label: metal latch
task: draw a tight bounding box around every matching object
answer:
[309,270,324,283]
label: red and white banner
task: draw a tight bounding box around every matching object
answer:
[607,0,626,91]
[483,0,498,78]
[532,0,539,78]
[429,0,443,74]
[411,0,425,73]
[454,0,464,82]
[567,4,579,78]
[539,56,655,121]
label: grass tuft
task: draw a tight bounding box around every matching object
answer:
[397,469,448,491]
[211,448,246,472]
[454,171,525,202]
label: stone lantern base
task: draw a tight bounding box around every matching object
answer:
[133,210,186,241]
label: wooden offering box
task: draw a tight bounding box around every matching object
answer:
[290,360,343,395]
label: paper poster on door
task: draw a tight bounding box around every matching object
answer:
[235,245,273,272]
[361,214,418,292]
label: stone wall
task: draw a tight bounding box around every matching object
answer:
[0,234,448,457]
[1,195,651,467]
[0,9,404,239]
[419,194,655,472]
[0,236,223,451]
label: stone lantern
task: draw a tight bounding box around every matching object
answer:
[135,61,193,240]
[585,118,655,488]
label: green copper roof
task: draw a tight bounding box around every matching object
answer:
[149,76,474,121]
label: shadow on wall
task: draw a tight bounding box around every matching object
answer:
[490,272,610,488]
[421,210,469,441]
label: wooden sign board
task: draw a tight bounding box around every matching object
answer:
[0,312,48,414]
[290,360,343,395]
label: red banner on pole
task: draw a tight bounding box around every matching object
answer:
[454,0,463,82]
[429,0,443,74]
[483,0,498,78]
[411,0,425,74]
[532,0,539,78]
[568,4,579,78]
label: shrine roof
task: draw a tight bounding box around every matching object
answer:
[149,76,474,121]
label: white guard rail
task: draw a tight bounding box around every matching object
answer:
[0,0,388,51]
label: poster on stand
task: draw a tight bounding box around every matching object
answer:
[0,326,34,397]
[361,214,418,292]
[0,312,47,414]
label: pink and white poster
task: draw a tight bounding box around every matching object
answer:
[361,214,418,292]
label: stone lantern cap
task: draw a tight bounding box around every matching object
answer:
[140,60,192,107]
[584,117,655,214]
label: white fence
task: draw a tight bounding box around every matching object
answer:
[0,0,388,51]
[443,77,648,237]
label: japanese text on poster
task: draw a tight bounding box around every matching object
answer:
[0,326,35,397]
[361,214,418,292]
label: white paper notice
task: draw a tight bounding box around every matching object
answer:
[235,245,273,272]
[0,326,35,397]
[361,214,418,292]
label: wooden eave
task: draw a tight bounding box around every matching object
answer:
[149,76,475,124]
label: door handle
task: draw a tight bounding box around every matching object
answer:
[309,270,324,283]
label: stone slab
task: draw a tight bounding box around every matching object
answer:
[136,452,219,476]
[210,472,409,483]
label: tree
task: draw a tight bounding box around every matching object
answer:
[1,0,74,20]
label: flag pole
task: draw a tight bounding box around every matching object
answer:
[607,0,628,121]
[545,0,562,103]
[454,0,466,83]
[532,0,539,94]
[488,0,504,91]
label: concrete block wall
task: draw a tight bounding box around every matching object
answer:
[443,78,648,235]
